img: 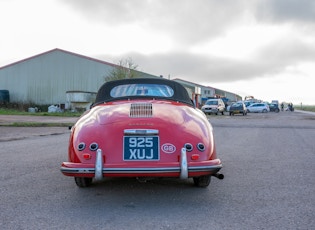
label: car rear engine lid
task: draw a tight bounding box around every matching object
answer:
[130,103,153,118]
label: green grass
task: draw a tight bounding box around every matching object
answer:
[0,108,80,127]
[0,108,82,117]
[2,122,73,127]
[295,105,315,112]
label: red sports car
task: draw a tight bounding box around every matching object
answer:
[61,78,223,187]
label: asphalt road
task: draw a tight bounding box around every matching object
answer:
[0,111,314,230]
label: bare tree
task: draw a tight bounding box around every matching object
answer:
[105,57,139,82]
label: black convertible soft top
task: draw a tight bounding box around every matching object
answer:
[95,78,194,106]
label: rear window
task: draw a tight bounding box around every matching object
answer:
[205,100,218,105]
[231,103,242,107]
[110,84,174,98]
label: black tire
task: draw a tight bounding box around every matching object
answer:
[221,111,224,115]
[262,109,267,113]
[193,175,211,188]
[74,177,93,188]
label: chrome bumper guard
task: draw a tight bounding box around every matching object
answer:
[180,147,188,179]
[94,149,103,181]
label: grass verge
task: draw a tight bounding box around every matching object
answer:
[296,105,315,112]
[0,122,73,127]
[0,108,82,117]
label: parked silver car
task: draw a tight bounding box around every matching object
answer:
[247,103,270,113]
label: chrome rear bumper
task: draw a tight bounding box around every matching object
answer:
[61,148,222,179]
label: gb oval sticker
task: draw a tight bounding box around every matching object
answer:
[161,143,176,154]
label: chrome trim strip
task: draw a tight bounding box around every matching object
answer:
[60,165,222,175]
[105,168,179,174]
[61,167,178,174]
[124,129,159,135]
[61,167,95,173]
[94,149,103,181]
[189,164,222,172]
[180,147,188,179]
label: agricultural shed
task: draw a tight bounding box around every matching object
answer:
[0,48,156,108]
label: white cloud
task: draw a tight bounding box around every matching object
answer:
[0,0,314,104]
[190,23,291,59]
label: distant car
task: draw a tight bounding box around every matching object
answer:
[247,103,270,113]
[244,101,252,107]
[60,78,224,188]
[229,102,247,116]
[201,98,225,115]
[268,103,280,112]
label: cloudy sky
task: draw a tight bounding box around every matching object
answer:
[1,0,314,104]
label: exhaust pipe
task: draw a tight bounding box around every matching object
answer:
[213,173,224,180]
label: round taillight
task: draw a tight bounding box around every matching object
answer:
[89,142,99,151]
[184,143,193,152]
[77,142,86,151]
[197,143,205,152]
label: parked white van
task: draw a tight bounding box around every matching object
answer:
[201,98,225,115]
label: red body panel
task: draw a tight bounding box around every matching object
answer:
[61,99,221,179]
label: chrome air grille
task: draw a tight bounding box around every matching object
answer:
[130,103,153,118]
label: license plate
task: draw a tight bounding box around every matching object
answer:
[123,136,159,161]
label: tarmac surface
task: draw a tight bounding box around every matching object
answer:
[1,109,314,229]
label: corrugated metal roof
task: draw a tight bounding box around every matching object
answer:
[0,48,161,106]
[0,48,118,70]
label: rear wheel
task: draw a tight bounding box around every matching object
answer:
[74,177,93,188]
[193,175,211,188]
[262,109,267,113]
